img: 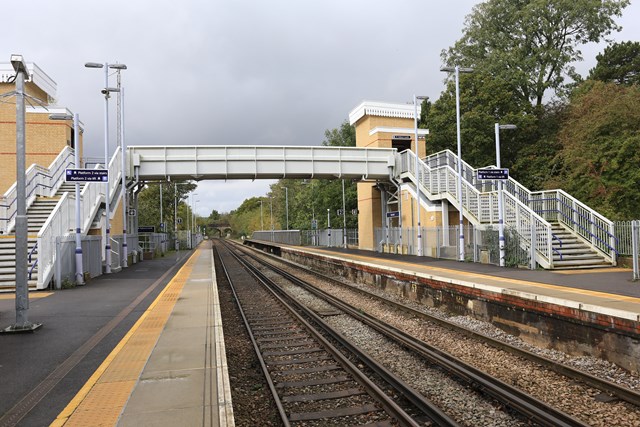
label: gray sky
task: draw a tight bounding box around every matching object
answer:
[4,0,639,216]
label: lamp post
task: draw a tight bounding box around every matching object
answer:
[413,95,428,256]
[85,61,125,273]
[174,183,179,251]
[112,65,128,267]
[49,113,84,285]
[283,187,289,230]
[495,123,517,267]
[3,54,41,332]
[440,65,474,261]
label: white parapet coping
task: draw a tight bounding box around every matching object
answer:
[127,145,397,181]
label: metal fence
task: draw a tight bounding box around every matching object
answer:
[375,224,532,268]
[54,235,103,288]
[252,229,359,248]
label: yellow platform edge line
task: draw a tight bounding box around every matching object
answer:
[50,247,204,427]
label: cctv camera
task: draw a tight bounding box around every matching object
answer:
[101,89,108,95]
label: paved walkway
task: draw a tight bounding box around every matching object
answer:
[51,241,233,427]
[285,245,640,319]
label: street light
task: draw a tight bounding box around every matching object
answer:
[341,179,347,248]
[49,113,84,286]
[327,208,331,247]
[3,54,41,332]
[495,123,517,267]
[113,65,129,267]
[85,61,125,273]
[413,95,428,256]
[440,65,474,261]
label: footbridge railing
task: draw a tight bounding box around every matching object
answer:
[423,150,616,264]
[398,150,554,268]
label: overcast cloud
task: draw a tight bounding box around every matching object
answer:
[3,0,639,216]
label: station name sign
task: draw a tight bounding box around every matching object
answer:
[65,168,109,182]
[477,168,509,180]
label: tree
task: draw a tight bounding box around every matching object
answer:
[589,41,640,85]
[443,0,629,107]
[136,181,197,232]
[425,71,537,170]
[548,81,640,220]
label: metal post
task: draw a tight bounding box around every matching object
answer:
[284,187,289,230]
[73,114,84,285]
[530,222,537,270]
[632,220,639,281]
[495,123,505,267]
[342,179,347,248]
[159,184,163,232]
[174,183,179,251]
[4,56,41,332]
[260,200,264,231]
[454,67,465,261]
[414,94,422,256]
[120,86,128,268]
[327,208,331,247]
[102,63,112,274]
[270,197,274,242]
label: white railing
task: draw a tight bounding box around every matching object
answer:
[0,146,75,235]
[35,147,122,288]
[419,149,616,264]
[398,150,555,268]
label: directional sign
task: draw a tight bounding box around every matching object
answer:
[477,168,509,180]
[128,208,137,217]
[386,211,400,218]
[65,168,109,182]
[138,226,155,233]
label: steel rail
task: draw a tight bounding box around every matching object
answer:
[237,239,640,408]
[216,241,424,427]
[236,242,590,427]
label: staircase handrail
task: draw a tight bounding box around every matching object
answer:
[35,147,123,288]
[423,149,616,263]
[528,189,616,262]
[399,150,554,268]
[36,193,72,288]
[0,146,75,234]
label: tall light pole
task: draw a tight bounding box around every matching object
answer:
[284,187,289,230]
[441,65,474,261]
[3,54,40,332]
[85,62,125,273]
[174,183,179,251]
[413,95,428,256]
[49,113,84,286]
[495,123,517,267]
[115,67,128,267]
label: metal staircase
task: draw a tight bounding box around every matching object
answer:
[398,149,617,269]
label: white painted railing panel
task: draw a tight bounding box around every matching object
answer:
[127,145,396,181]
[0,147,75,234]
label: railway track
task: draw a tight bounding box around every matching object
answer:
[223,239,614,426]
[235,240,640,410]
[214,240,458,426]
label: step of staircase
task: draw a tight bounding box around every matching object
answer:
[549,222,611,269]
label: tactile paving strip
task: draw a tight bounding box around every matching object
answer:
[51,248,203,426]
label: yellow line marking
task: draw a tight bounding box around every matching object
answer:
[51,247,205,427]
[0,292,53,300]
[307,248,640,305]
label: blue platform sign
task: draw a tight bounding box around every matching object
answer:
[65,168,109,182]
[477,168,509,180]
[386,211,400,218]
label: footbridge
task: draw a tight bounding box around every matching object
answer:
[126,145,397,181]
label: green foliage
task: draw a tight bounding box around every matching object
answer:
[443,0,629,106]
[589,41,640,85]
[550,81,640,220]
[136,181,197,232]
[426,72,537,170]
